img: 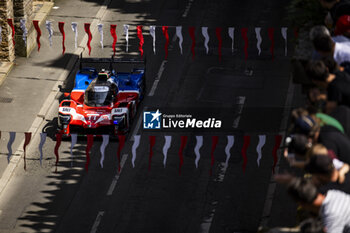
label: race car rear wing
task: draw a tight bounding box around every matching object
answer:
[79,54,146,71]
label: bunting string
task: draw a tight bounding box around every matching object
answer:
[99,135,109,168]
[202,27,209,54]
[216,27,222,61]
[117,135,126,172]
[38,133,47,166]
[20,19,28,46]
[71,22,78,49]
[281,27,288,56]
[189,27,196,60]
[228,27,234,54]
[7,132,16,163]
[7,19,15,46]
[210,136,219,175]
[163,136,172,167]
[110,25,117,56]
[241,135,250,172]
[70,133,77,167]
[256,135,266,167]
[85,134,94,172]
[194,136,203,168]
[23,132,32,171]
[241,28,248,60]
[137,25,144,58]
[131,135,140,168]
[54,133,62,172]
[123,24,129,53]
[178,136,188,175]
[58,22,66,54]
[162,26,169,59]
[46,21,53,47]
[176,26,183,54]
[268,28,275,60]
[84,23,92,55]
[225,135,234,169]
[33,20,41,51]
[255,27,262,56]
[150,25,156,54]
[149,136,156,171]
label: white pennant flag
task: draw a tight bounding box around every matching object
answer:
[20,19,28,46]
[163,136,172,167]
[228,27,235,54]
[0,25,2,43]
[201,27,210,54]
[98,23,104,49]
[256,135,266,167]
[70,133,77,166]
[255,27,262,55]
[132,135,141,167]
[123,24,129,53]
[45,21,53,47]
[150,25,156,54]
[281,27,288,56]
[39,133,47,166]
[225,135,234,169]
[71,22,78,49]
[176,26,183,54]
[99,135,109,168]
[194,136,203,168]
[7,132,16,163]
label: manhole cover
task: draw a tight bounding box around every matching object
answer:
[0,97,13,103]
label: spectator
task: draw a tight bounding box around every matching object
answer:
[304,155,350,194]
[319,0,350,27]
[334,15,350,42]
[292,115,350,163]
[310,26,350,64]
[287,177,350,232]
[305,60,350,112]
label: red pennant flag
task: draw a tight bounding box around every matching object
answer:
[210,136,219,175]
[241,28,248,60]
[294,28,299,39]
[7,19,15,46]
[137,26,144,58]
[110,25,117,56]
[272,135,282,173]
[84,23,92,55]
[268,28,275,60]
[85,134,94,172]
[162,26,169,59]
[241,135,250,172]
[215,28,222,61]
[58,22,65,54]
[189,27,195,60]
[149,136,156,171]
[33,20,41,51]
[54,133,62,172]
[117,135,126,173]
[179,136,188,175]
[23,132,32,171]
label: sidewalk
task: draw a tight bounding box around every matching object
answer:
[0,0,111,195]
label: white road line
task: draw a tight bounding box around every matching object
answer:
[90,211,105,233]
[130,107,146,141]
[259,77,295,228]
[233,96,246,128]
[148,60,167,96]
[182,0,194,18]
[199,163,226,233]
[107,154,129,196]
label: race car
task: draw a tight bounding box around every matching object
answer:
[58,57,145,136]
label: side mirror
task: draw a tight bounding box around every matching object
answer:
[63,92,70,98]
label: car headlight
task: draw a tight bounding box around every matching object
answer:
[113,115,125,126]
[59,113,71,124]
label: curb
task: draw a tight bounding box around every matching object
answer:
[0,0,112,197]
[0,62,14,87]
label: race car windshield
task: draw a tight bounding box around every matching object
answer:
[84,86,113,107]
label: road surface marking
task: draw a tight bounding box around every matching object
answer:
[148,60,167,96]
[90,211,105,233]
[233,96,246,128]
[182,0,194,18]
[107,154,129,196]
[199,163,227,233]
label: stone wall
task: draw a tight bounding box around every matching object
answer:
[0,0,15,62]
[14,0,34,57]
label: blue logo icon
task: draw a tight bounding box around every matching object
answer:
[143,109,162,129]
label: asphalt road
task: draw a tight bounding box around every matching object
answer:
[0,0,299,232]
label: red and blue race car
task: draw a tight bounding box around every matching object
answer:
[58,57,145,136]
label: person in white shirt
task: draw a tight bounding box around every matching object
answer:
[287,177,350,233]
[310,25,350,64]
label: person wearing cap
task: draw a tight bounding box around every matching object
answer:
[334,15,350,41]
[305,60,350,112]
[286,177,350,233]
[291,114,350,164]
[319,0,350,27]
